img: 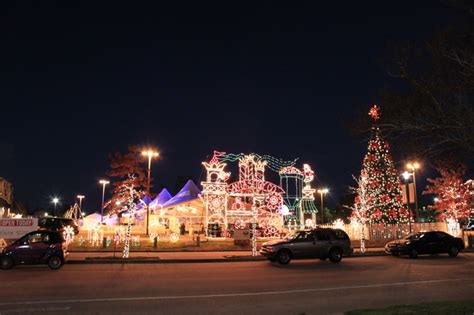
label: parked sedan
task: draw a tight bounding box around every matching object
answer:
[385,231,464,258]
[260,228,353,265]
[0,230,68,270]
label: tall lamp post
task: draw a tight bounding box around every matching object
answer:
[51,197,59,217]
[402,171,412,233]
[406,162,421,220]
[99,180,109,223]
[142,149,159,235]
[317,188,329,225]
[77,195,85,219]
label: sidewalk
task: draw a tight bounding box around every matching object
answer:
[67,247,388,264]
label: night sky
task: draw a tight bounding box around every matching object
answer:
[0,1,456,213]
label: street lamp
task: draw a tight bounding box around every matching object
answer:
[317,188,329,224]
[401,172,412,233]
[99,180,110,223]
[406,162,421,219]
[142,149,159,235]
[77,195,85,219]
[51,197,59,217]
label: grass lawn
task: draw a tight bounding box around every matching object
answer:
[346,300,474,315]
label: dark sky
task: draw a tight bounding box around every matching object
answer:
[0,1,456,213]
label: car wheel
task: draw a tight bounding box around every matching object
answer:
[329,248,342,263]
[1,257,14,270]
[409,248,418,259]
[448,246,459,257]
[276,250,291,265]
[48,256,63,270]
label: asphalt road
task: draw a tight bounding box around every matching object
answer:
[1,254,474,315]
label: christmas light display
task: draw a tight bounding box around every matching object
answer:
[169,232,179,243]
[349,217,361,240]
[202,152,287,244]
[279,163,318,228]
[149,233,158,242]
[122,179,141,258]
[424,161,470,227]
[219,153,298,173]
[279,166,304,224]
[64,203,82,220]
[201,151,320,253]
[359,105,409,225]
[305,218,315,228]
[234,219,246,230]
[301,164,318,225]
[332,218,345,230]
[446,217,461,237]
[62,225,75,246]
[347,174,374,253]
[89,223,104,247]
[132,235,140,247]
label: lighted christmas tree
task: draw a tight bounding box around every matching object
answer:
[359,105,409,225]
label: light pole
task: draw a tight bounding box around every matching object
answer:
[402,171,412,233]
[77,195,85,219]
[142,149,159,235]
[51,197,59,217]
[99,180,110,223]
[317,188,329,225]
[406,162,421,220]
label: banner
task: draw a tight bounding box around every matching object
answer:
[0,218,38,239]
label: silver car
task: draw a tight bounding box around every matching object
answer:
[260,228,353,265]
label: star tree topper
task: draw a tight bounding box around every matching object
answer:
[368,105,381,122]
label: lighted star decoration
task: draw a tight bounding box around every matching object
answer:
[368,105,381,121]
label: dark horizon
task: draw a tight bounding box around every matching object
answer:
[0,1,458,213]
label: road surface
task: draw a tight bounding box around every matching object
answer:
[1,254,474,314]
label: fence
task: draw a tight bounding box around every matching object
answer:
[318,222,449,241]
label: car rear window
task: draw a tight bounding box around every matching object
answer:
[48,232,63,243]
[333,229,349,240]
[315,230,332,241]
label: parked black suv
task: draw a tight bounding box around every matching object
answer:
[38,217,79,235]
[260,228,353,265]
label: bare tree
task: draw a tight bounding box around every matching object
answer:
[352,7,474,163]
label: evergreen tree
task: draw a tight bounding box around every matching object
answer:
[360,105,409,224]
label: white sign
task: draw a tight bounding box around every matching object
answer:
[0,218,38,239]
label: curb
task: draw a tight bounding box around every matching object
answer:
[67,257,266,264]
[66,252,389,264]
[65,250,473,264]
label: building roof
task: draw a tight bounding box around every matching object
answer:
[301,199,318,214]
[162,180,201,208]
[150,188,173,208]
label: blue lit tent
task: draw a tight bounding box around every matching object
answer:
[163,180,202,208]
[149,188,172,210]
